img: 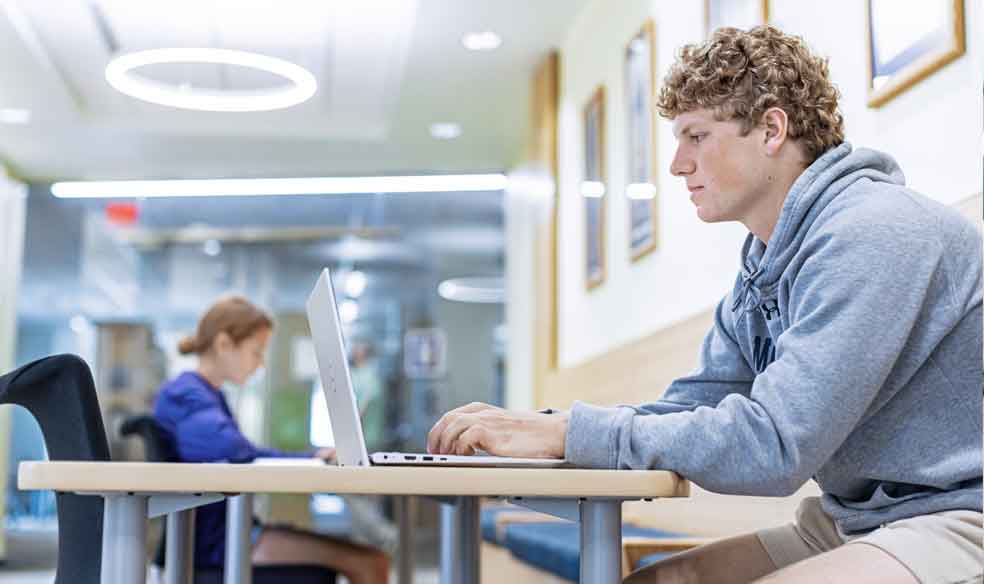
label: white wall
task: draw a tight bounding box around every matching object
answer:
[0,166,27,559]
[504,174,538,410]
[770,0,980,205]
[552,0,981,368]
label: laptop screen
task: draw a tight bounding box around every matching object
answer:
[305,268,371,467]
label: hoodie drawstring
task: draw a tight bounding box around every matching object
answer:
[732,268,763,315]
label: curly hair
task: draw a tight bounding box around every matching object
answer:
[656,25,844,162]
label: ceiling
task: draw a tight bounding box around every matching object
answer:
[0,0,590,182]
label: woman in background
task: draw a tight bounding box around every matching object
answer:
[154,295,389,584]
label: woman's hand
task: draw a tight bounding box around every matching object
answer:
[314,447,337,463]
[427,402,569,459]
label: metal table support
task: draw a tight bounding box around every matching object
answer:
[101,494,149,584]
[225,494,254,584]
[165,509,196,584]
[396,495,417,584]
[439,496,480,584]
[579,500,622,584]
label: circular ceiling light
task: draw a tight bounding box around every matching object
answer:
[105,48,317,112]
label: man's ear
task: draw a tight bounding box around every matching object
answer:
[761,107,789,156]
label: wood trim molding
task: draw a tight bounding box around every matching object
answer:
[530,51,561,413]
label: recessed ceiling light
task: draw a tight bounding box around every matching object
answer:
[462,31,502,51]
[0,108,31,124]
[69,315,89,333]
[202,239,222,257]
[105,48,317,112]
[429,122,462,140]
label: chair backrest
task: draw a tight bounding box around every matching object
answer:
[0,353,109,584]
[120,414,178,463]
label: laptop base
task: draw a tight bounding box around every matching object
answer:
[370,452,568,468]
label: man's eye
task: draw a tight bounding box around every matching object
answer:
[691,134,705,144]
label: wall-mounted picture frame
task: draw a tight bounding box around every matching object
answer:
[582,86,607,290]
[705,0,769,37]
[624,19,659,262]
[865,0,965,108]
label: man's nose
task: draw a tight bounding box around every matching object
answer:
[670,147,694,176]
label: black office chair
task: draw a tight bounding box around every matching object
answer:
[0,354,109,584]
[120,414,337,584]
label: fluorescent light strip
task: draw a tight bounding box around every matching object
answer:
[626,182,657,200]
[51,174,509,199]
[580,180,605,198]
[0,108,31,124]
[437,277,504,303]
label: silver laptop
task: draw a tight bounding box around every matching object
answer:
[305,267,567,468]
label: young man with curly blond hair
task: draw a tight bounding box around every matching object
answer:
[427,25,982,583]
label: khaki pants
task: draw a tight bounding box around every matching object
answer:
[757,497,984,584]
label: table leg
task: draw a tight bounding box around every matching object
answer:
[579,500,622,584]
[396,495,416,584]
[165,508,195,584]
[225,494,253,584]
[439,496,480,584]
[100,494,148,584]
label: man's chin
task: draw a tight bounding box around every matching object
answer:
[695,207,721,223]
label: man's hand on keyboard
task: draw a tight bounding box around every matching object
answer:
[426,402,569,459]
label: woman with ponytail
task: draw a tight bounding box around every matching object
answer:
[154,295,389,584]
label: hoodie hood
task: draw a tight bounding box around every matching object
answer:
[732,142,907,314]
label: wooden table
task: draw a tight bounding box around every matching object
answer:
[19,461,689,584]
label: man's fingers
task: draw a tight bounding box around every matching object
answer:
[427,402,494,453]
[437,414,478,455]
[427,414,449,453]
[454,425,486,456]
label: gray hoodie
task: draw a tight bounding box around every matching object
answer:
[565,143,983,534]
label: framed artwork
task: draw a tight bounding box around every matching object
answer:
[624,19,659,261]
[705,0,769,37]
[403,328,447,379]
[865,0,965,108]
[583,86,606,289]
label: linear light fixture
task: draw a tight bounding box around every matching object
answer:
[626,182,657,200]
[438,277,504,303]
[51,174,509,199]
[580,180,605,198]
[105,48,317,112]
[0,108,31,124]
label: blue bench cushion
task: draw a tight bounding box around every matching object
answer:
[481,507,514,544]
[502,522,686,582]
